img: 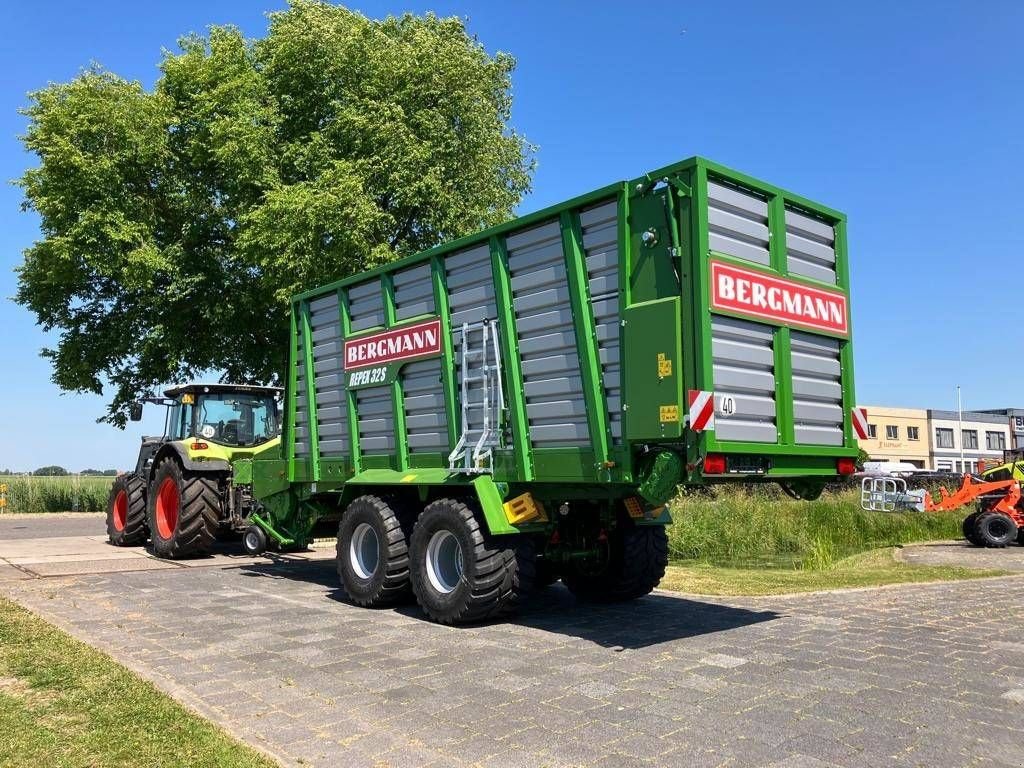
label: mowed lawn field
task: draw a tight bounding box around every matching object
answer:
[663,485,1006,595]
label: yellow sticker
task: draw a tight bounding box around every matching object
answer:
[657,353,672,378]
[181,393,194,404]
[400,474,417,483]
[659,405,679,423]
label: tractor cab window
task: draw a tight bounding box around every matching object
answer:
[196,393,279,447]
[166,401,195,441]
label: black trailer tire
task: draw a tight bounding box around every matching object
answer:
[336,495,411,607]
[534,558,560,589]
[563,524,669,602]
[974,512,1018,549]
[409,498,530,624]
[106,473,148,546]
[242,525,268,556]
[147,460,219,559]
[961,511,983,546]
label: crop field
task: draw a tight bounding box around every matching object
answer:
[0,476,112,513]
[667,484,964,569]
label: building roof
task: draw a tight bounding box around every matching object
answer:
[927,409,1008,424]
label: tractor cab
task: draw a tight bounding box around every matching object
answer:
[129,383,283,478]
[159,384,282,448]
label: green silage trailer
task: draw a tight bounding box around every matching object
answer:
[248,155,862,623]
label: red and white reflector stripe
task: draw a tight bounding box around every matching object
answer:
[851,407,869,440]
[688,390,715,432]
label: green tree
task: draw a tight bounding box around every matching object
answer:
[16,1,533,425]
[32,466,69,477]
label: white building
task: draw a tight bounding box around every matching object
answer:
[927,410,1010,473]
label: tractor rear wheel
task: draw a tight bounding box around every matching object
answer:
[973,512,1018,548]
[106,473,148,546]
[562,524,669,602]
[336,495,411,607]
[409,498,532,624]
[147,460,219,559]
[962,511,984,546]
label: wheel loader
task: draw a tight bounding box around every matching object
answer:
[105,383,283,558]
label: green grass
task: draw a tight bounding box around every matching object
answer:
[667,485,965,569]
[0,476,112,513]
[0,597,275,768]
[659,547,1007,596]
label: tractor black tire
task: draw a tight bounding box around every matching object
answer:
[336,495,411,607]
[973,512,1018,549]
[1017,527,1024,547]
[106,473,148,547]
[562,524,669,602]
[409,498,532,624]
[147,460,219,559]
[962,511,984,546]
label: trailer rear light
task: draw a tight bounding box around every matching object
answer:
[837,457,856,476]
[191,442,209,451]
[703,454,727,474]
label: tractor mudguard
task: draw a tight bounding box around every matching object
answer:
[149,443,230,481]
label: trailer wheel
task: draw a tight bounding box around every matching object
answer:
[974,512,1018,548]
[562,524,669,602]
[242,525,267,556]
[961,511,983,546]
[147,460,219,559]
[409,498,531,624]
[106,473,148,546]
[336,496,411,607]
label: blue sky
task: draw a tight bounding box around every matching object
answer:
[1,1,1021,471]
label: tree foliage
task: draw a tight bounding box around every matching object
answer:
[16,1,533,425]
[32,466,69,477]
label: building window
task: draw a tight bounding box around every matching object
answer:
[907,426,919,441]
[987,431,1006,450]
[867,424,877,439]
[935,428,954,449]
[885,425,899,440]
[938,460,953,471]
[962,430,978,450]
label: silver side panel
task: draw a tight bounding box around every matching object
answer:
[356,386,395,454]
[401,358,448,453]
[707,180,769,266]
[791,331,844,446]
[308,292,348,457]
[711,315,778,443]
[393,262,435,321]
[294,326,311,457]
[348,279,384,332]
[785,208,837,285]
[445,244,496,441]
[579,199,622,444]
[507,219,590,448]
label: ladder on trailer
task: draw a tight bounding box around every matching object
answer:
[448,320,505,474]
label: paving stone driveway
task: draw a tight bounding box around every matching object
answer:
[3,550,1024,768]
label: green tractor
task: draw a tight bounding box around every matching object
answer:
[106,383,283,558]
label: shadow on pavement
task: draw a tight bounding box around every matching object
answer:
[233,558,780,649]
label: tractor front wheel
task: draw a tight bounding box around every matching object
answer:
[973,512,1018,549]
[147,460,219,559]
[106,473,148,546]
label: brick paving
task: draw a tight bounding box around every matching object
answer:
[2,549,1024,767]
